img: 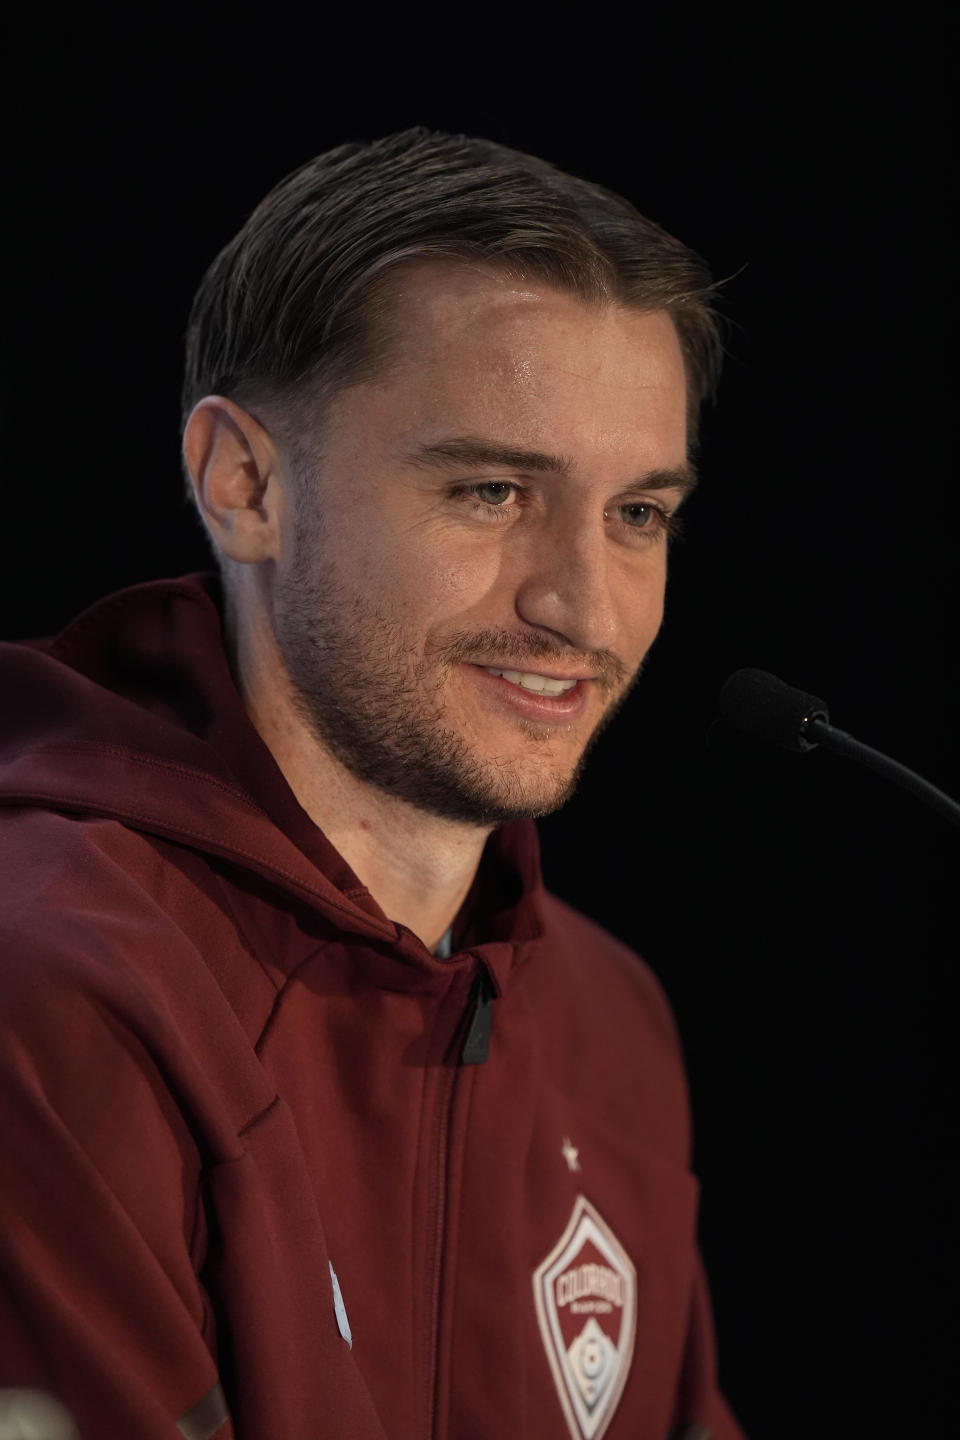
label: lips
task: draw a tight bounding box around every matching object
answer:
[470,660,596,683]
[482,667,578,696]
[466,664,590,724]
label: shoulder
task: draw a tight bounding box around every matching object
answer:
[537,888,683,1051]
[0,807,204,1058]
[0,808,174,1014]
[0,805,172,932]
[0,807,275,1152]
[0,809,191,1112]
[0,819,208,1257]
[522,889,692,1163]
[0,804,265,1011]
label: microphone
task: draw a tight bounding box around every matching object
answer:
[718,668,828,753]
[717,668,960,830]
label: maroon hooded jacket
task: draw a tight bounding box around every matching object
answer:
[0,573,745,1440]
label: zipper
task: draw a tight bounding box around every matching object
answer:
[425,1048,457,1439]
[425,961,495,1437]
[459,966,495,1065]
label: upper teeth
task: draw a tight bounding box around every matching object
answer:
[484,668,578,696]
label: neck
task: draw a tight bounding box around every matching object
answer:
[229,602,490,954]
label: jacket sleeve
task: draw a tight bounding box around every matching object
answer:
[0,945,235,1440]
[670,1247,746,1440]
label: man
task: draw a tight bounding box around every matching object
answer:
[0,128,744,1439]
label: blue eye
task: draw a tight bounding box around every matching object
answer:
[450,482,522,518]
[608,503,682,541]
[471,482,516,505]
[621,503,657,528]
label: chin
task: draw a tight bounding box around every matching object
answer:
[458,760,586,828]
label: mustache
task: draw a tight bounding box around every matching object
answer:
[435,628,628,696]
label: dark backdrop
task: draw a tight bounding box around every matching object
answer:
[3,10,954,1437]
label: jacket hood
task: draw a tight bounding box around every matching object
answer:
[0,573,547,976]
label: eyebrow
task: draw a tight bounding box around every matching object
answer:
[399,435,698,499]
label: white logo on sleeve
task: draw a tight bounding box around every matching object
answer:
[532,1196,636,1440]
[329,1261,352,1349]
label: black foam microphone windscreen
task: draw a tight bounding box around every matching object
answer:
[718,669,830,752]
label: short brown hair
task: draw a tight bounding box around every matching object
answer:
[182,127,725,490]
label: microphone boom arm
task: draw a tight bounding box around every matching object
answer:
[804,716,960,830]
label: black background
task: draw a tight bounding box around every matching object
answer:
[2,9,955,1437]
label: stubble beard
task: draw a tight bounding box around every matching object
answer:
[271,520,640,828]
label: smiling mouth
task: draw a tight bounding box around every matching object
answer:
[481,667,580,696]
[464,664,591,725]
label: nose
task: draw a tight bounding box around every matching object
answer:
[512,507,638,656]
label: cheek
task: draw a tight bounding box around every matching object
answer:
[623,567,667,656]
[346,489,503,608]
[387,539,506,618]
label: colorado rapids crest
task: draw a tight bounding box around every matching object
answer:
[533,1195,636,1440]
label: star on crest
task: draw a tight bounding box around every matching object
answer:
[561,1136,581,1172]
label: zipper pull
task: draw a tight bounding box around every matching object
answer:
[459,967,495,1065]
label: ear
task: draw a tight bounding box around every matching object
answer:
[182,396,285,563]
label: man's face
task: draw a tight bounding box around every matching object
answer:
[270,262,691,826]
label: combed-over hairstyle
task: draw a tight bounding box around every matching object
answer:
[181,126,725,494]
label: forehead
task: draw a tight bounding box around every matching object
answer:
[386,259,682,381]
[327,260,689,461]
